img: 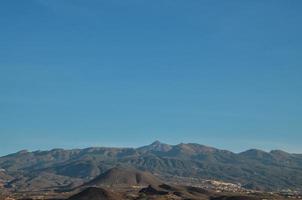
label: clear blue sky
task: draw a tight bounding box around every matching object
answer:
[0,0,301,156]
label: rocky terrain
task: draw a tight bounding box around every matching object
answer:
[2,166,300,200]
[0,141,302,197]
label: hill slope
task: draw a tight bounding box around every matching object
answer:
[86,166,162,186]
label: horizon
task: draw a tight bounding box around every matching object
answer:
[1,140,300,157]
[1,0,302,156]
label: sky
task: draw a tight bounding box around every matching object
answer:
[0,0,301,156]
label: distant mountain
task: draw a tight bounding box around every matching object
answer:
[85,166,162,187]
[0,141,302,191]
[137,140,172,152]
[4,172,83,192]
[0,171,11,181]
[0,170,12,189]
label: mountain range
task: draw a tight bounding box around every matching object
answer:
[1,141,302,192]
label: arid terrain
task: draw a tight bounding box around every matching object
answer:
[0,142,302,200]
[1,166,301,200]
[2,0,301,199]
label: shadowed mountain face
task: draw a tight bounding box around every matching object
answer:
[0,141,302,191]
[66,183,279,200]
[67,187,121,200]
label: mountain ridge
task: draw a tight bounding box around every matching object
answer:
[1,141,302,192]
[3,141,301,158]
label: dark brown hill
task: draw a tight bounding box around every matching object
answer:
[211,196,260,200]
[67,187,121,200]
[85,166,162,187]
[139,185,168,195]
[139,183,212,199]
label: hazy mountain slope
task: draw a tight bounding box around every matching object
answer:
[5,172,83,191]
[0,171,11,181]
[0,170,12,189]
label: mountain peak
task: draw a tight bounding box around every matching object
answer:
[16,149,29,155]
[239,149,273,160]
[151,140,162,145]
[270,149,291,159]
[138,141,172,152]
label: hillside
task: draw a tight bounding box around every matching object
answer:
[86,166,162,187]
[0,141,302,191]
